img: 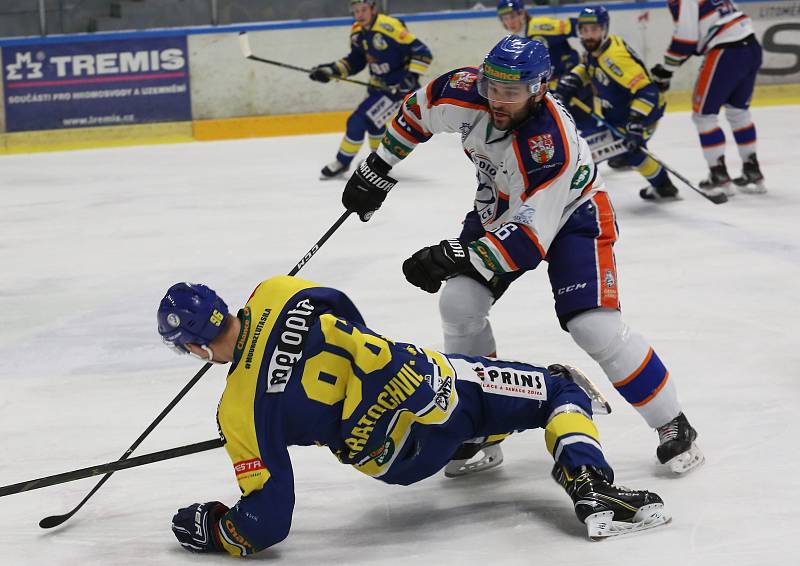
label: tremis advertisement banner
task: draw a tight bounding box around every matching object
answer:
[2,35,191,132]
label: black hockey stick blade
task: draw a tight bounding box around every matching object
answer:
[2,439,223,498]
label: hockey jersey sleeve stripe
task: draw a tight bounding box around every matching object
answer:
[485,232,519,271]
[390,115,429,144]
[399,105,430,136]
[520,224,547,258]
[408,60,430,75]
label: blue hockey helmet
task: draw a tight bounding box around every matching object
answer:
[478,35,551,103]
[577,5,610,30]
[496,0,524,16]
[157,282,229,354]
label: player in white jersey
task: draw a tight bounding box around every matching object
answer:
[340,35,705,475]
[651,0,765,193]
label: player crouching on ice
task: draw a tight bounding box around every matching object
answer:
[158,275,669,556]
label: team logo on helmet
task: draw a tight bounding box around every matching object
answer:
[449,71,478,91]
[528,134,555,164]
[166,313,181,328]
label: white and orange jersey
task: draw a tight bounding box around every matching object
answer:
[377,67,603,276]
[663,0,754,67]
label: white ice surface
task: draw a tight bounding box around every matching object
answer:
[1,106,799,565]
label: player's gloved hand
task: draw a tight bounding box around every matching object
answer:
[309,63,337,83]
[171,501,229,553]
[342,152,397,222]
[388,73,420,97]
[555,73,582,104]
[402,239,473,294]
[624,118,646,151]
[650,64,673,92]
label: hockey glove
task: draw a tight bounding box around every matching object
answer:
[309,63,338,83]
[555,73,583,105]
[650,64,673,92]
[624,118,646,151]
[389,73,421,97]
[402,239,474,294]
[342,152,397,222]
[171,501,229,553]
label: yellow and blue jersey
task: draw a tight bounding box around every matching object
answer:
[335,13,433,93]
[525,16,580,81]
[570,35,665,127]
[212,276,609,556]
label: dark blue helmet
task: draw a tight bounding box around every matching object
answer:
[157,282,229,354]
[478,36,551,101]
[496,0,524,15]
[577,5,610,29]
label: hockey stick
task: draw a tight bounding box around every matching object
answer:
[238,32,393,94]
[1,439,224,498]
[569,97,728,205]
[36,210,353,528]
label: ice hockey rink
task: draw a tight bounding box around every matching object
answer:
[1,104,798,565]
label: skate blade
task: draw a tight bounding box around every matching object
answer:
[561,365,612,415]
[736,182,767,194]
[585,503,671,540]
[444,445,504,478]
[665,442,705,474]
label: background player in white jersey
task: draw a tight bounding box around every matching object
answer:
[650,0,765,193]
[309,0,432,179]
[340,35,705,476]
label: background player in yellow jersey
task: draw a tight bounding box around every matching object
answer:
[158,276,669,556]
[495,1,600,142]
[309,0,432,179]
[556,6,681,200]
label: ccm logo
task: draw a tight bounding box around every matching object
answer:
[234,458,265,476]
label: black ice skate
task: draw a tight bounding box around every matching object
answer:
[443,438,504,478]
[639,176,680,201]
[733,154,766,194]
[656,412,705,474]
[319,160,349,180]
[699,156,733,197]
[553,464,670,540]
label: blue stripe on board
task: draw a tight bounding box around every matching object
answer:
[0,0,777,47]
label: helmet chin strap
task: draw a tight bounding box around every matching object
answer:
[190,344,220,364]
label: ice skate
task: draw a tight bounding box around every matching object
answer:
[733,154,766,194]
[656,412,705,474]
[552,464,670,540]
[444,439,504,478]
[639,176,680,202]
[547,364,611,415]
[320,160,349,180]
[699,156,734,196]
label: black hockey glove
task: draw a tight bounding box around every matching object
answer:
[650,64,673,92]
[172,501,229,553]
[342,153,397,222]
[555,73,583,105]
[389,73,421,97]
[402,239,474,294]
[309,63,338,83]
[624,117,646,151]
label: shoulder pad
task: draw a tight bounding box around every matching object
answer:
[528,17,567,35]
[374,14,415,44]
[427,67,487,110]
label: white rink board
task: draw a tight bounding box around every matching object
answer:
[1,105,799,564]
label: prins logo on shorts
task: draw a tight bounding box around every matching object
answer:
[449,71,478,91]
[234,458,265,477]
[471,363,548,401]
[528,134,555,164]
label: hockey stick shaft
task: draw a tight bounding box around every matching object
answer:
[36,210,353,527]
[1,439,224,498]
[569,97,726,204]
[238,32,393,93]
